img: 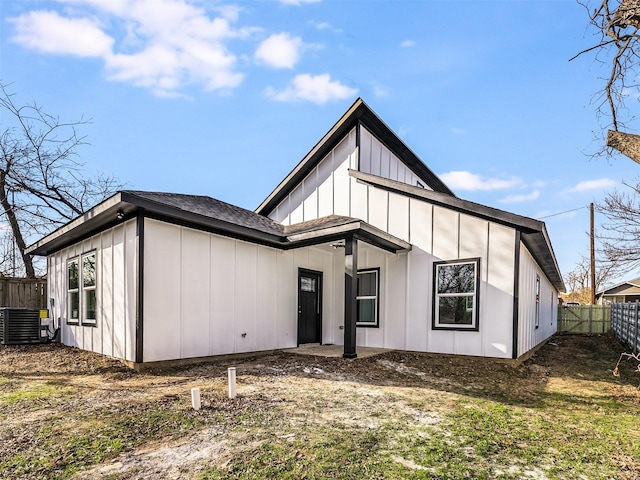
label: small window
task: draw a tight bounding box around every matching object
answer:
[357,268,379,327]
[67,259,79,324]
[416,181,425,189]
[300,277,316,292]
[535,274,540,329]
[433,259,479,330]
[66,252,97,326]
[82,252,97,325]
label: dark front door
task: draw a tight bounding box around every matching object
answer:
[298,269,322,345]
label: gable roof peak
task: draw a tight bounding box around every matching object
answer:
[256,98,454,216]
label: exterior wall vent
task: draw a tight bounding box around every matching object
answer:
[0,308,43,345]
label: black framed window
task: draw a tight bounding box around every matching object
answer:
[67,251,97,326]
[82,252,97,325]
[535,274,540,329]
[433,258,480,330]
[67,258,79,325]
[357,268,379,327]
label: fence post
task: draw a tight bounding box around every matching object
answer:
[588,305,593,334]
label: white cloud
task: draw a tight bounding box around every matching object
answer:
[400,39,416,48]
[266,73,357,104]
[451,127,466,135]
[255,33,303,69]
[566,178,616,192]
[372,82,390,98]
[279,0,321,5]
[10,0,252,96]
[312,21,342,33]
[397,127,411,138]
[10,10,113,57]
[439,171,521,191]
[499,190,540,204]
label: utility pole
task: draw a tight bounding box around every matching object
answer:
[590,202,596,305]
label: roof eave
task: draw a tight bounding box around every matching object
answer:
[26,192,125,256]
[26,191,290,257]
[351,170,565,292]
[256,98,366,216]
[285,219,411,253]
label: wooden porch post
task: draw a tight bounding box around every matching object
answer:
[343,236,358,359]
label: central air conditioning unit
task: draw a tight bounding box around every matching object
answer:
[0,308,44,345]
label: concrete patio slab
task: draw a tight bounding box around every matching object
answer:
[282,344,392,359]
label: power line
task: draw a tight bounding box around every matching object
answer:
[537,206,587,220]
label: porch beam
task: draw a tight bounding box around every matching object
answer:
[343,236,358,359]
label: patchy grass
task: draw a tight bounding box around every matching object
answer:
[1,335,639,479]
[0,381,73,407]
[1,404,205,479]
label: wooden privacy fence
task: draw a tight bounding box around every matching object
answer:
[0,278,47,310]
[557,305,611,334]
[611,302,640,354]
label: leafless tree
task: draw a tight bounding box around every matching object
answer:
[594,178,640,271]
[573,0,640,161]
[563,255,623,303]
[0,82,121,278]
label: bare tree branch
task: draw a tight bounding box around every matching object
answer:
[0,81,122,277]
[574,1,640,159]
[594,177,640,272]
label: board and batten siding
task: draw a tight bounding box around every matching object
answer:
[323,198,517,358]
[268,125,433,227]
[142,218,339,362]
[264,122,522,358]
[270,127,357,225]
[47,219,138,362]
[359,126,431,189]
[517,243,558,357]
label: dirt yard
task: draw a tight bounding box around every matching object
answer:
[1,334,639,479]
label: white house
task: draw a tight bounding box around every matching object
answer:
[26,99,564,366]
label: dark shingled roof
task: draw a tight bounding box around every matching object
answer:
[26,190,410,256]
[123,191,285,237]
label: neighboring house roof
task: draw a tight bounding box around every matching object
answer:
[25,190,411,257]
[351,170,566,292]
[597,277,640,296]
[256,98,455,217]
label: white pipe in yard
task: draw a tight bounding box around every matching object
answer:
[228,367,237,399]
[191,387,201,410]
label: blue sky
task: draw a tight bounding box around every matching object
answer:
[0,0,637,284]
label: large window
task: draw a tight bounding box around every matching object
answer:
[67,251,97,326]
[433,259,479,330]
[357,268,379,327]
